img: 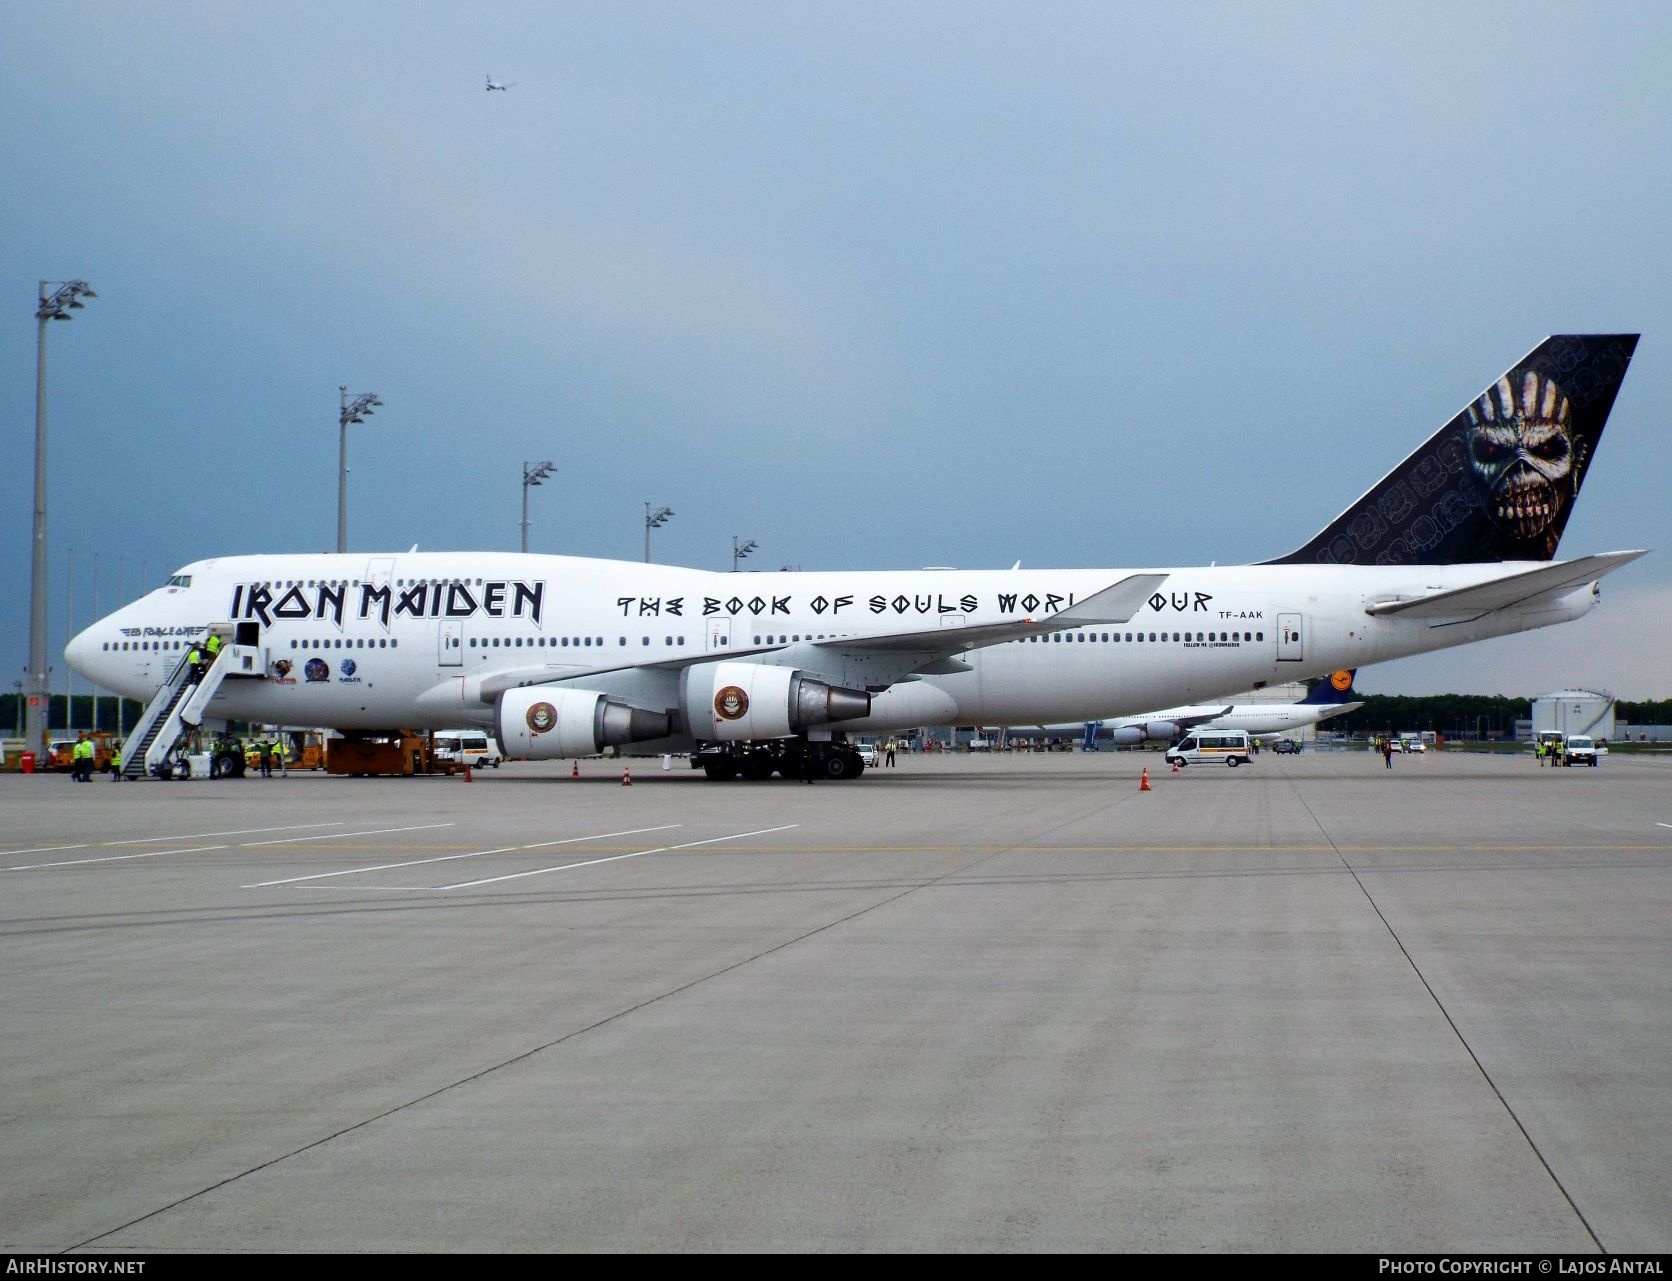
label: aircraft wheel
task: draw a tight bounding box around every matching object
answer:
[740,755,775,781]
[822,752,855,781]
[703,760,739,781]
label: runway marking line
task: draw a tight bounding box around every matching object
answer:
[3,845,230,872]
[106,823,345,845]
[0,822,345,860]
[438,824,800,890]
[238,823,455,847]
[244,826,682,888]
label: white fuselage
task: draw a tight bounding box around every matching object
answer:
[67,551,1598,739]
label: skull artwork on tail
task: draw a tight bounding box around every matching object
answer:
[1465,370,1586,558]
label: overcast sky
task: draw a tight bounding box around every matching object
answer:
[5,2,1670,699]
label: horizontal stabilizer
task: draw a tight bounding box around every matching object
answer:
[1364,551,1647,619]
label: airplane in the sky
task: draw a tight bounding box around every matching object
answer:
[67,334,1645,781]
[1005,669,1365,747]
[485,75,514,92]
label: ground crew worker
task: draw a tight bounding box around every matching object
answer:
[204,631,223,667]
[111,745,122,780]
[187,644,204,682]
[72,732,93,783]
[258,739,273,778]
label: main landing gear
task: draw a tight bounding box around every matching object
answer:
[695,737,865,782]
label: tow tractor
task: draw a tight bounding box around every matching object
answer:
[691,736,866,781]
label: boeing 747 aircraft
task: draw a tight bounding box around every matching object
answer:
[1008,669,1365,747]
[67,335,1645,781]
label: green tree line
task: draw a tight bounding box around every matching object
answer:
[1328,693,1672,739]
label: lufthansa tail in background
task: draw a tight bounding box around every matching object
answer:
[66,335,1646,781]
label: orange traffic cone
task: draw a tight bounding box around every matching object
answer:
[1139,767,1151,792]
[621,766,632,787]
[463,765,473,783]
[571,760,580,779]
[1171,759,1180,774]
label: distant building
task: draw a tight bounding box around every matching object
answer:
[1530,691,1616,741]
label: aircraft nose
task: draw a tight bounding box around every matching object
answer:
[64,623,103,684]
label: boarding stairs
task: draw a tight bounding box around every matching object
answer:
[120,631,268,779]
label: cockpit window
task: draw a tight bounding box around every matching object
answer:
[167,574,192,588]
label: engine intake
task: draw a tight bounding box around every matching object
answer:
[496,687,672,759]
[683,661,871,742]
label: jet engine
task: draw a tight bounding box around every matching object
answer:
[496,687,673,760]
[682,661,871,742]
[1100,722,1180,745]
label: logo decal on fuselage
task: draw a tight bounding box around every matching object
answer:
[714,686,749,720]
[229,578,546,630]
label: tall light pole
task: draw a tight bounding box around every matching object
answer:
[65,548,74,729]
[731,536,758,572]
[337,387,383,553]
[644,503,673,563]
[90,553,100,734]
[27,279,96,756]
[521,460,556,553]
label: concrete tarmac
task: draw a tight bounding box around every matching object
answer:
[2,749,1669,1252]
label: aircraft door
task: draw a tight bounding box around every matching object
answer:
[439,621,464,667]
[1277,612,1304,662]
[706,619,732,652]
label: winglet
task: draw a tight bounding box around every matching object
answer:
[1053,573,1169,625]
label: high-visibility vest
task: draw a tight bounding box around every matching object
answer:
[206,635,222,657]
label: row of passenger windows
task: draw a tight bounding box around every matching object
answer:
[753,634,843,644]
[287,638,399,649]
[467,636,691,648]
[1013,630,1264,644]
[107,629,1264,655]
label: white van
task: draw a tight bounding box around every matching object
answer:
[1165,730,1253,767]
[434,730,501,770]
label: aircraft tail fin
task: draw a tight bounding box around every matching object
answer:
[1304,670,1358,704]
[1268,335,1638,566]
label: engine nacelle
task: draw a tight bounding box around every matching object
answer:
[1144,721,1182,742]
[496,687,673,760]
[682,661,871,742]
[1104,726,1144,746]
